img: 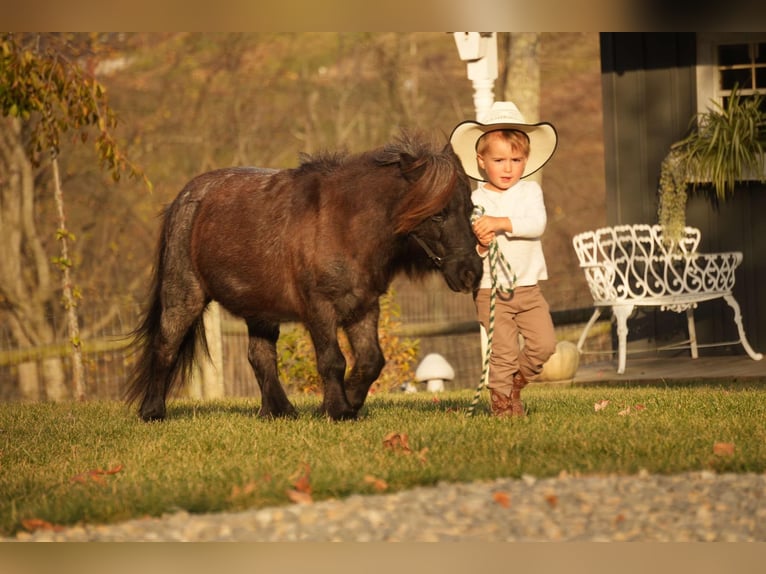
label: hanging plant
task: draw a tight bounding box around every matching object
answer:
[657,148,688,245]
[657,86,765,245]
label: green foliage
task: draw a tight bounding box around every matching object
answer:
[2,383,766,536]
[277,290,419,394]
[679,88,765,200]
[657,150,687,244]
[0,33,150,189]
[658,87,765,243]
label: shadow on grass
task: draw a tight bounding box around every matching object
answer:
[568,378,766,390]
[166,400,262,420]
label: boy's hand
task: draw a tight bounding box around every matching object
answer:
[472,215,511,246]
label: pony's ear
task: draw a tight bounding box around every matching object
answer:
[399,152,428,183]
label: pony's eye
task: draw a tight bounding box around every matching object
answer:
[431,213,445,224]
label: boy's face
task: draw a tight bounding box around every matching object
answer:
[476,134,528,192]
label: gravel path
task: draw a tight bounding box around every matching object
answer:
[9,470,766,541]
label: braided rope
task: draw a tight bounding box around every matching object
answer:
[467,206,516,416]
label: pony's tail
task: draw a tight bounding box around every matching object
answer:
[124,212,208,418]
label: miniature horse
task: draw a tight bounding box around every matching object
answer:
[125,133,482,421]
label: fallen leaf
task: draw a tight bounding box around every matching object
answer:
[417,447,429,464]
[286,489,313,505]
[493,491,511,508]
[618,406,631,416]
[229,481,258,500]
[633,404,646,411]
[289,463,312,495]
[594,400,610,412]
[70,464,124,485]
[383,432,412,454]
[544,494,559,509]
[21,518,64,533]
[363,475,389,492]
[431,396,441,403]
[713,442,735,456]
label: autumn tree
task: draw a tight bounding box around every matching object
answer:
[0,33,147,400]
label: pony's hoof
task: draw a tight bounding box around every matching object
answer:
[323,407,358,421]
[140,409,166,422]
[257,406,298,419]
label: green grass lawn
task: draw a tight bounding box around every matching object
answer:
[2,382,765,536]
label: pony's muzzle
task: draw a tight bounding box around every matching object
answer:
[443,252,483,293]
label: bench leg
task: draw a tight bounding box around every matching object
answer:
[613,305,633,375]
[686,308,699,359]
[577,308,602,353]
[723,294,764,361]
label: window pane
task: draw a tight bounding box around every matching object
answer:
[718,43,750,66]
[756,43,766,64]
[757,67,766,89]
[721,68,752,90]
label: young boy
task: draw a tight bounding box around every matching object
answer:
[450,101,558,417]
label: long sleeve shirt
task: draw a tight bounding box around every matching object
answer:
[472,180,548,289]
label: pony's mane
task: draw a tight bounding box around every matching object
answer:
[288,133,461,235]
[375,132,459,234]
[292,150,349,175]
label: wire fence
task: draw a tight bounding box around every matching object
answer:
[0,278,611,402]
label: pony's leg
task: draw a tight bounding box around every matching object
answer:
[305,319,356,421]
[246,319,297,418]
[343,305,385,414]
[140,298,208,421]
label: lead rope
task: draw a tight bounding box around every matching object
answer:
[467,205,517,416]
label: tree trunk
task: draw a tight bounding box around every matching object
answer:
[502,33,541,120]
[0,116,69,401]
[501,33,543,183]
[51,154,85,400]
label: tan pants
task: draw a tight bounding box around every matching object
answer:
[475,285,556,395]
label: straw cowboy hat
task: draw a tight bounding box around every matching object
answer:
[450,101,558,181]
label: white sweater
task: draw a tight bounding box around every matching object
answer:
[472,180,549,289]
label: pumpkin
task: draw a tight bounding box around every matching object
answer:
[538,341,580,383]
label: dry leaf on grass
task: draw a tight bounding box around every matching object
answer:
[619,404,647,416]
[21,518,64,533]
[713,442,735,456]
[363,475,389,492]
[229,481,258,500]
[286,462,313,504]
[70,464,123,485]
[383,432,411,453]
[594,400,609,412]
[286,489,314,505]
[383,432,429,463]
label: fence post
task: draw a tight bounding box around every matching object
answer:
[189,301,225,399]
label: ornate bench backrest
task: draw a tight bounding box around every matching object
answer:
[572,224,710,303]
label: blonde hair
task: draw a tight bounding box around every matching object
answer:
[476,130,530,158]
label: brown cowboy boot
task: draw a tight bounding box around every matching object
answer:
[489,388,515,417]
[510,371,529,416]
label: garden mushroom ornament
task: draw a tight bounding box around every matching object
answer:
[414,353,455,392]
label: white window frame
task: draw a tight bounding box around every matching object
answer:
[696,32,766,115]
[696,32,766,181]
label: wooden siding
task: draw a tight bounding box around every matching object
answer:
[599,32,765,354]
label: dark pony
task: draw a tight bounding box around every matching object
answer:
[125,132,482,421]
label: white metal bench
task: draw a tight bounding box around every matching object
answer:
[572,224,763,374]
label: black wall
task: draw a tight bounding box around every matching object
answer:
[599,32,765,354]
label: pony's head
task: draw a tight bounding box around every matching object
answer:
[377,133,482,293]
